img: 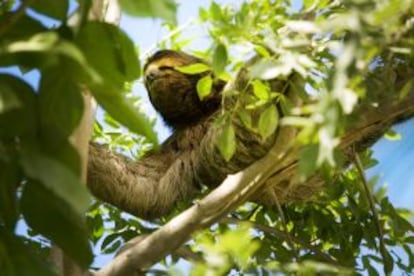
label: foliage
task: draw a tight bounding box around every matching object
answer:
[0,0,414,275]
[0,0,168,274]
[119,0,177,24]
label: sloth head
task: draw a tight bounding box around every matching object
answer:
[143,50,224,129]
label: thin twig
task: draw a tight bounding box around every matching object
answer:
[270,189,298,260]
[353,149,389,275]
[175,246,204,263]
[116,234,203,263]
[246,204,262,220]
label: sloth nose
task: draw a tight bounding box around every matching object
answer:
[145,67,161,83]
[145,71,156,82]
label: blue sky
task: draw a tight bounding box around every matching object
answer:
[369,120,414,209]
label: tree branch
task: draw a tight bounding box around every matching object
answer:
[353,151,390,274]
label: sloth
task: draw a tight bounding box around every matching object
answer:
[143,50,225,129]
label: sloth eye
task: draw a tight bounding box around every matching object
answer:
[159,66,173,70]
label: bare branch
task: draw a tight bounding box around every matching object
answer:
[353,152,389,274]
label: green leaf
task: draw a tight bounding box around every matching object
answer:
[76,22,140,87]
[36,65,84,175]
[19,143,90,216]
[0,75,37,138]
[29,0,68,20]
[254,45,271,58]
[209,1,223,21]
[101,233,122,252]
[87,212,104,242]
[217,121,236,161]
[3,32,94,78]
[41,132,82,177]
[196,75,213,100]
[375,184,388,201]
[0,79,21,113]
[93,89,158,146]
[218,224,260,268]
[174,63,211,74]
[402,244,414,270]
[298,144,319,179]
[238,110,252,129]
[304,0,330,9]
[383,249,394,275]
[252,80,270,100]
[199,7,208,21]
[278,94,293,115]
[384,129,401,141]
[212,43,228,75]
[0,143,19,230]
[0,13,46,42]
[119,0,177,23]
[362,256,380,276]
[21,181,93,267]
[399,79,413,100]
[38,67,84,138]
[6,31,59,52]
[104,112,121,129]
[76,22,157,144]
[0,229,57,276]
[405,236,414,244]
[258,105,278,140]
